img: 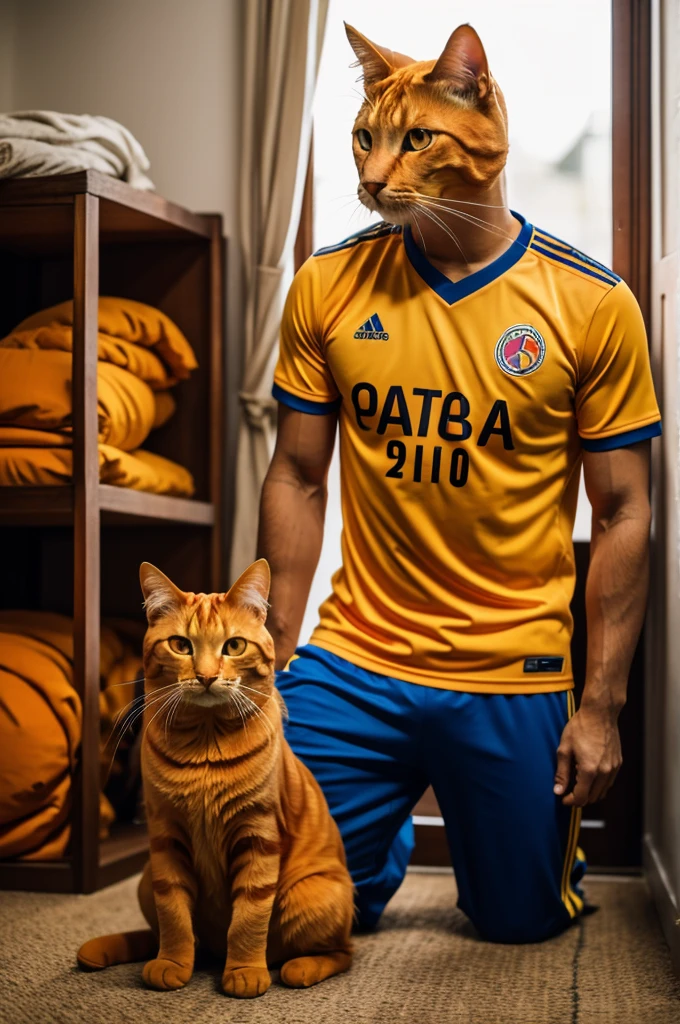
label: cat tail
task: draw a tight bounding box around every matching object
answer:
[77,929,157,970]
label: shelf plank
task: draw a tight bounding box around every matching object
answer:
[0,859,74,893]
[99,485,214,525]
[0,171,213,242]
[99,822,148,868]
[0,487,73,523]
[0,823,149,894]
[98,822,148,889]
[0,486,214,526]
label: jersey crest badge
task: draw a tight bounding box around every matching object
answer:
[495,325,545,376]
[354,313,389,341]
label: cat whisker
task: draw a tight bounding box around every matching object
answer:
[102,676,145,690]
[410,201,467,260]
[143,688,183,743]
[108,686,177,747]
[421,205,468,261]
[417,197,517,238]
[112,688,173,737]
[164,689,184,741]
[230,690,251,740]
[414,198,533,255]
[168,689,185,732]
[111,683,178,730]
[411,209,428,254]
[412,191,507,210]
[106,688,176,773]
[236,681,273,702]
[237,690,275,737]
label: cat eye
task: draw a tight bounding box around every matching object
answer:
[168,635,193,656]
[403,128,433,152]
[355,128,372,151]
[223,637,247,657]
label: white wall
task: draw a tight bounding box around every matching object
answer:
[0,0,244,567]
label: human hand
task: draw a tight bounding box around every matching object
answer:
[553,704,622,807]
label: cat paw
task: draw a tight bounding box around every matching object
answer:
[222,965,271,998]
[142,957,192,990]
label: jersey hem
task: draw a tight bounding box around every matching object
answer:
[307,633,574,694]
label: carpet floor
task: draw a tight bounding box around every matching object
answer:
[1,870,679,1024]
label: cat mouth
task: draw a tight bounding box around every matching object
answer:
[183,678,241,708]
[358,187,416,224]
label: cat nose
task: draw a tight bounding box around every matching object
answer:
[363,181,386,197]
[196,674,219,690]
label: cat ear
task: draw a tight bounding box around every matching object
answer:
[139,562,184,622]
[226,559,271,621]
[425,24,490,100]
[345,23,415,88]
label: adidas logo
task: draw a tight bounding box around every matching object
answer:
[354,313,389,341]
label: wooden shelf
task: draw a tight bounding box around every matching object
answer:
[0,858,74,894]
[0,170,215,253]
[0,822,149,893]
[0,173,225,893]
[98,822,148,889]
[0,485,214,527]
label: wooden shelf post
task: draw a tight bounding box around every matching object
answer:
[72,193,101,893]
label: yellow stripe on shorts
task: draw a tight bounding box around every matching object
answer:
[560,689,583,917]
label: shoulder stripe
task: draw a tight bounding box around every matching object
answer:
[532,230,620,284]
[313,221,399,256]
[534,232,620,282]
[531,243,618,286]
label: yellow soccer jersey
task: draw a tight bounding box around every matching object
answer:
[272,215,661,693]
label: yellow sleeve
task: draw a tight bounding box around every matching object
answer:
[272,257,341,414]
[575,280,662,451]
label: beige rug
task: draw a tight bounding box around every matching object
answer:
[1,871,678,1024]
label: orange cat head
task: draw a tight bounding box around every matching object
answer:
[139,559,275,717]
[346,23,508,222]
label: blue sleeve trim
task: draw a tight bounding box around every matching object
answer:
[580,420,662,451]
[271,382,341,415]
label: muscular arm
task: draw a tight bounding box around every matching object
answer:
[257,404,338,670]
[554,441,652,807]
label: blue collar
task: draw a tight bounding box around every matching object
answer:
[403,211,532,305]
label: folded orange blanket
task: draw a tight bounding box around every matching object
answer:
[1,324,172,390]
[6,296,198,384]
[0,442,195,496]
[0,612,143,861]
[0,350,156,451]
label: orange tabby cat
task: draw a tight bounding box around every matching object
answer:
[77,560,353,998]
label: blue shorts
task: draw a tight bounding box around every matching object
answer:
[277,643,586,944]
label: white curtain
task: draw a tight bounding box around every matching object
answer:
[230,0,328,579]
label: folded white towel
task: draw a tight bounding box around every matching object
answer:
[0,111,154,190]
